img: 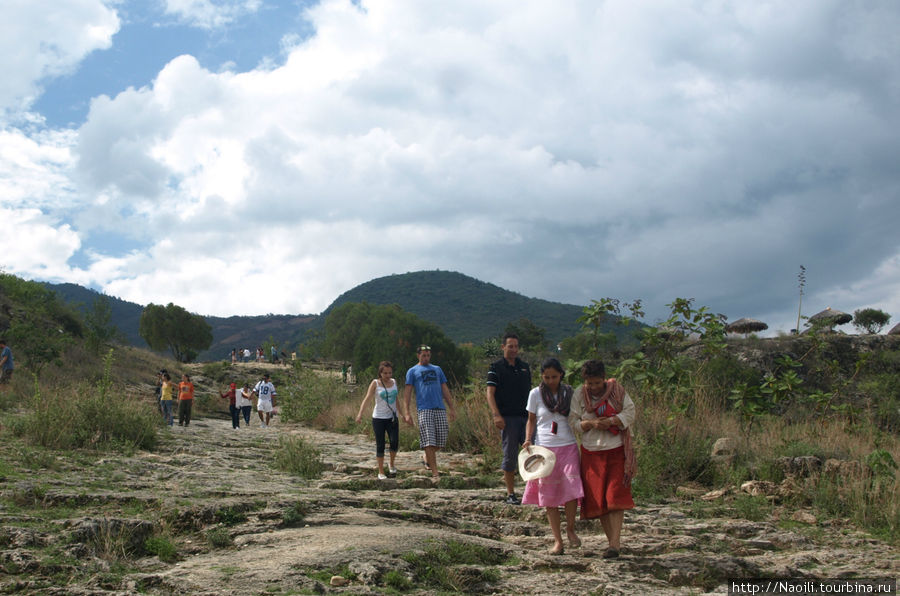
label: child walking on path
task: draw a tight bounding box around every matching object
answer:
[522,358,583,555]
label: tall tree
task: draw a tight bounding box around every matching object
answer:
[503,317,547,351]
[853,308,891,334]
[324,302,467,384]
[84,296,120,355]
[139,302,212,362]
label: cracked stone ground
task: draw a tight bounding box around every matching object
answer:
[1,414,897,595]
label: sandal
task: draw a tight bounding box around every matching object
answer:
[602,547,619,559]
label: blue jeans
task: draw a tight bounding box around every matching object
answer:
[161,400,174,426]
[241,406,252,424]
[229,405,241,428]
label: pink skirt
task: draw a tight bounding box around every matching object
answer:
[521,443,584,508]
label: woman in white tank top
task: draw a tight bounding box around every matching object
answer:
[356,361,402,479]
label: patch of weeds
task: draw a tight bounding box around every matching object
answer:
[773,440,830,460]
[322,478,382,491]
[205,527,233,548]
[214,506,248,526]
[6,482,48,507]
[383,569,413,591]
[0,457,18,480]
[144,536,177,563]
[436,475,495,489]
[363,499,404,510]
[12,351,158,451]
[200,361,231,382]
[120,501,150,517]
[733,494,772,522]
[400,539,510,592]
[687,499,729,519]
[282,501,309,527]
[81,519,152,561]
[457,521,483,531]
[302,564,357,583]
[272,435,324,479]
[212,564,241,579]
[17,446,60,471]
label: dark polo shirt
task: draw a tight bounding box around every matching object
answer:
[486,357,531,418]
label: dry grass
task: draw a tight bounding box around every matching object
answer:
[644,387,900,541]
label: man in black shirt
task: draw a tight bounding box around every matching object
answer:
[486,333,532,504]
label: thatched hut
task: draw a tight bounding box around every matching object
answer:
[725,318,768,335]
[807,307,852,330]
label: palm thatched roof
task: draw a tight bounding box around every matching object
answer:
[808,307,852,326]
[725,318,768,334]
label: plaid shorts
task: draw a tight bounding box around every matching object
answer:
[417,408,449,448]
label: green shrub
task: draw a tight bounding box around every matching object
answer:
[282,501,309,527]
[13,351,157,451]
[401,539,509,593]
[383,569,412,591]
[200,361,230,382]
[859,374,900,432]
[144,536,177,562]
[205,527,233,548]
[302,564,357,583]
[273,435,324,479]
[214,507,248,526]
[279,369,348,424]
[733,494,772,522]
[631,408,714,501]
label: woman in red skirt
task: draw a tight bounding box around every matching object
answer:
[570,359,636,559]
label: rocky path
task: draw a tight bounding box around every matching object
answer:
[1,414,897,595]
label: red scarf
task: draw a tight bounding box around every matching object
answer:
[583,378,636,485]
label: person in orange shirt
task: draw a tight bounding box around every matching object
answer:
[177,374,195,427]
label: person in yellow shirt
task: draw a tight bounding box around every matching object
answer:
[160,373,176,426]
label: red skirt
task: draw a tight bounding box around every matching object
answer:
[580,445,634,519]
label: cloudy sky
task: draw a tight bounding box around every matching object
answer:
[2,0,898,333]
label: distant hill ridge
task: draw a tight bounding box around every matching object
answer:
[45,270,598,359]
[326,270,584,343]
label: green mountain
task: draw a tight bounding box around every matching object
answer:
[43,283,320,361]
[40,283,144,346]
[45,270,609,359]
[325,270,586,344]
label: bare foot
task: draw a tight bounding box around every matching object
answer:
[549,543,564,555]
[567,533,581,548]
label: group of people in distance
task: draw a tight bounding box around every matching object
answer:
[357,334,636,558]
[155,369,278,429]
[219,374,277,429]
[230,346,290,365]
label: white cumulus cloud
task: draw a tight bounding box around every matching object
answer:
[0,0,898,332]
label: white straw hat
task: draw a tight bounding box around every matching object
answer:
[518,445,556,481]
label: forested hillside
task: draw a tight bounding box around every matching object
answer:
[324,270,595,343]
[44,270,614,359]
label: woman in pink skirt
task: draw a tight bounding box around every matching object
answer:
[522,358,584,555]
